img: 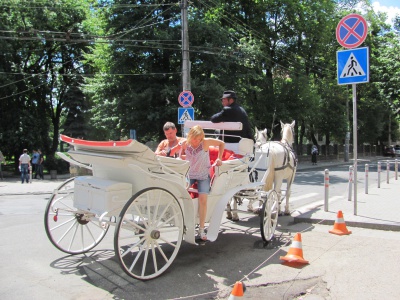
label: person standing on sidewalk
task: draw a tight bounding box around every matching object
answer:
[35,149,44,180]
[311,145,318,165]
[19,149,31,184]
[31,149,40,174]
[0,150,6,180]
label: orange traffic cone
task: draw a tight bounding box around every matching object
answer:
[228,281,246,300]
[329,210,352,235]
[280,233,309,264]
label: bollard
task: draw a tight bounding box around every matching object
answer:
[387,160,390,184]
[377,161,381,188]
[324,169,329,212]
[395,159,398,180]
[348,166,353,201]
[365,164,368,194]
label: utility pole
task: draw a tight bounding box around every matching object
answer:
[181,0,190,91]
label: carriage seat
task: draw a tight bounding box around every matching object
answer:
[224,138,254,157]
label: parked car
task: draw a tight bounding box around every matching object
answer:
[384,145,395,157]
[395,145,400,156]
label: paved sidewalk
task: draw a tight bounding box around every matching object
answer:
[292,157,400,232]
[0,174,71,196]
[292,177,400,231]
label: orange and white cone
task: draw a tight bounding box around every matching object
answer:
[228,281,245,300]
[280,233,309,264]
[329,210,352,235]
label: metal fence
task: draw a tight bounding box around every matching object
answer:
[296,144,388,163]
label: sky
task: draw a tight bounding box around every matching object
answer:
[372,1,400,25]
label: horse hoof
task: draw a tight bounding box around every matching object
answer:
[226,213,232,220]
[247,207,254,212]
[253,208,262,215]
[232,214,239,222]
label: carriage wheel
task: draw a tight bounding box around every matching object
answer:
[44,177,110,254]
[114,187,184,280]
[260,190,279,243]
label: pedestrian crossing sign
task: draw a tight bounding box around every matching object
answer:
[178,107,194,124]
[337,47,369,85]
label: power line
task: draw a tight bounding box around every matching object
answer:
[0,1,177,9]
[0,71,180,77]
[197,0,338,80]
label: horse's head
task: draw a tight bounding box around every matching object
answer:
[255,127,268,148]
[280,120,295,145]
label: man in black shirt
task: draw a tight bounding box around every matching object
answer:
[210,90,253,143]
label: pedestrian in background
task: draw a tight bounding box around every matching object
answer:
[19,149,31,183]
[31,149,40,174]
[0,150,5,180]
[35,149,44,180]
[311,145,318,165]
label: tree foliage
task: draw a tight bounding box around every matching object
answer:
[1,0,399,162]
[0,0,94,165]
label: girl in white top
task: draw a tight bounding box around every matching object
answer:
[179,125,225,241]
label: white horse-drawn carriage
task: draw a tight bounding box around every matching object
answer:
[44,120,296,280]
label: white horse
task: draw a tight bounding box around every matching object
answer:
[255,120,297,215]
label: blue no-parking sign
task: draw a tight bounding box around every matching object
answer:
[337,47,369,85]
[336,14,368,49]
[178,91,194,107]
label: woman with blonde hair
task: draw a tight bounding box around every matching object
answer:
[179,125,225,241]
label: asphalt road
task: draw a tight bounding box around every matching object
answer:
[1,158,399,299]
[1,179,399,300]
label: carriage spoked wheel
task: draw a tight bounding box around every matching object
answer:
[260,190,279,243]
[44,177,110,254]
[114,187,184,280]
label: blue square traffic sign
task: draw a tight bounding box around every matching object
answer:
[337,47,369,85]
[178,107,194,124]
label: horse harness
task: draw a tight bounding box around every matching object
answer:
[271,141,298,172]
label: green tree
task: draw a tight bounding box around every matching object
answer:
[0,0,94,166]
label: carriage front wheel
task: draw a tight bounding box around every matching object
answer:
[44,177,110,254]
[114,187,184,280]
[260,190,279,243]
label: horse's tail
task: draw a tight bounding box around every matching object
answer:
[263,148,275,192]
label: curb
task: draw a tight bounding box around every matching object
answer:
[293,216,400,232]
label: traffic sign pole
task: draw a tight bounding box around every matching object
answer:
[352,83,357,215]
[336,13,368,216]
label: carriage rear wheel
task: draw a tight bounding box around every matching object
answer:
[114,187,184,280]
[260,190,279,243]
[44,177,110,254]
